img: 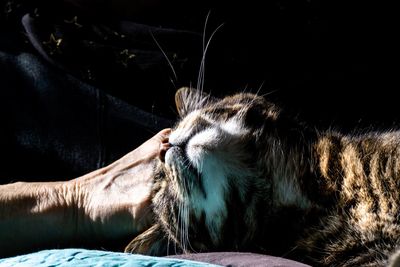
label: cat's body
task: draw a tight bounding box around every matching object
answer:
[126,88,400,266]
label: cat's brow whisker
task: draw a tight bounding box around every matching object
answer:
[197,10,224,94]
[200,22,224,93]
[150,30,178,85]
[259,89,279,98]
[241,84,249,94]
[196,10,211,94]
[255,81,265,96]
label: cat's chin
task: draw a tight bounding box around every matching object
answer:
[164,145,200,189]
[165,146,196,172]
[165,145,185,166]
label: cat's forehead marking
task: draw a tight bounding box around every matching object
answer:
[170,106,249,145]
[169,111,202,144]
[181,110,202,127]
[220,117,249,136]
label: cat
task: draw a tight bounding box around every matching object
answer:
[125,87,400,267]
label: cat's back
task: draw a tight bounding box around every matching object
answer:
[305,129,400,266]
[315,129,400,191]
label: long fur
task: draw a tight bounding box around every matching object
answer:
[126,87,400,266]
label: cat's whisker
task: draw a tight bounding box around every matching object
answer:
[166,235,170,256]
[180,204,186,252]
[176,202,180,240]
[196,10,211,95]
[181,207,187,252]
[150,30,178,86]
[179,203,184,251]
[178,163,190,253]
[200,22,224,93]
[182,202,190,252]
[255,81,265,96]
[184,202,197,253]
[241,84,250,94]
[196,11,224,96]
[238,93,258,115]
[280,244,299,259]
[259,88,280,98]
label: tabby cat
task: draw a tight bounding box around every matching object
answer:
[125,87,400,267]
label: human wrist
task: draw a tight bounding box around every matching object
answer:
[71,161,155,242]
[0,181,79,256]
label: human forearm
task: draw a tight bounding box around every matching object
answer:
[0,181,77,257]
[0,166,150,257]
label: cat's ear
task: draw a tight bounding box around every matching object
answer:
[124,224,168,256]
[175,87,218,117]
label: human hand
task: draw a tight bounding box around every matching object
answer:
[70,128,171,244]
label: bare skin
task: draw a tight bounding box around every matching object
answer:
[0,128,171,257]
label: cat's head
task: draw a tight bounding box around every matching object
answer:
[126,87,283,255]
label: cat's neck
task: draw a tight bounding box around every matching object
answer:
[258,124,324,256]
[261,120,316,210]
[269,140,314,210]
[267,126,344,211]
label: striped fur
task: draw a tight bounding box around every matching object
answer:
[126,88,400,266]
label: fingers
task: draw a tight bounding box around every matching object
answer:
[115,128,172,168]
[159,142,171,162]
[155,128,171,143]
[156,129,171,162]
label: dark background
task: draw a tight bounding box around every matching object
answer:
[0,0,398,181]
[61,0,399,131]
[167,2,398,131]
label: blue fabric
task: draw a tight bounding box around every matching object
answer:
[0,249,222,267]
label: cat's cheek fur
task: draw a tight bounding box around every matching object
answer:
[185,123,251,245]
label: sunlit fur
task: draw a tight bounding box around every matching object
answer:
[126,87,400,267]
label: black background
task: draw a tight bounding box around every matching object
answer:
[1,0,398,181]
[137,1,398,131]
